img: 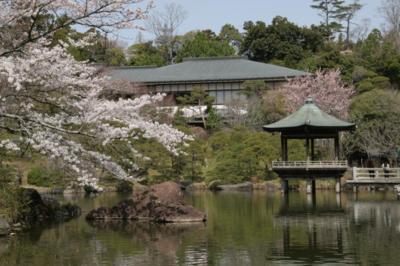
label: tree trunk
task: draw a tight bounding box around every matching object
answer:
[199,100,207,129]
[346,17,351,49]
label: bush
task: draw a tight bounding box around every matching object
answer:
[205,129,280,184]
[27,166,66,187]
[205,128,305,184]
[84,185,100,195]
[116,180,133,193]
[132,136,206,183]
[0,184,30,222]
[0,164,18,184]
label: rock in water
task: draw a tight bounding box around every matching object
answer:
[17,188,81,228]
[86,181,206,223]
[0,218,10,236]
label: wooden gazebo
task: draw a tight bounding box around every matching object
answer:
[263,98,355,194]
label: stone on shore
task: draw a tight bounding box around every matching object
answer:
[217,182,253,191]
[186,182,207,191]
[0,218,10,236]
[86,181,206,223]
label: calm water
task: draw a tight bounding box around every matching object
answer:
[1,191,400,266]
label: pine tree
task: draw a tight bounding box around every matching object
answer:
[333,0,363,48]
[310,0,346,39]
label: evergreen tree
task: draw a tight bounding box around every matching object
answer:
[333,0,363,48]
[177,86,215,129]
[127,42,166,66]
[310,0,346,39]
[240,17,324,66]
[175,31,235,62]
[219,24,242,52]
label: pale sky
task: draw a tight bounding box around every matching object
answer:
[115,0,385,45]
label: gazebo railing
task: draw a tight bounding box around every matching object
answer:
[272,160,348,169]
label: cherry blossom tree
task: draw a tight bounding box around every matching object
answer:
[0,0,190,190]
[279,69,355,118]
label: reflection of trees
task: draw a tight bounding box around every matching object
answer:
[346,200,400,265]
[88,220,207,264]
[274,216,348,263]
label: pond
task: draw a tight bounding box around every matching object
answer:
[1,191,400,265]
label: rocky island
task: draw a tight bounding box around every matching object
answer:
[86,182,206,223]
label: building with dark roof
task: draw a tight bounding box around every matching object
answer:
[106,56,308,105]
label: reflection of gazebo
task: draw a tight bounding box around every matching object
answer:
[263,98,355,195]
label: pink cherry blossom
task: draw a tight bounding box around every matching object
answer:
[279,69,355,119]
[0,0,190,188]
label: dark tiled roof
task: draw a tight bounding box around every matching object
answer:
[106,57,308,84]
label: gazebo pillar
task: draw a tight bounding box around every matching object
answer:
[335,177,341,193]
[334,134,341,193]
[306,179,313,194]
[334,134,340,160]
[281,135,288,161]
[310,138,316,195]
[306,179,316,195]
[282,179,289,194]
[311,139,315,160]
[281,135,289,195]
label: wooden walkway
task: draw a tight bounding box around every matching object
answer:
[347,167,400,185]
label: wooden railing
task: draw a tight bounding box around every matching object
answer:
[272,160,348,169]
[352,167,400,180]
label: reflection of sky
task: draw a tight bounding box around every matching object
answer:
[111,0,384,45]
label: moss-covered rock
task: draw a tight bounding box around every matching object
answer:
[13,188,80,229]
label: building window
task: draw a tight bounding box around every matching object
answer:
[216,91,224,104]
[225,90,233,103]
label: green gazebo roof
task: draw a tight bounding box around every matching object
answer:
[263,98,355,134]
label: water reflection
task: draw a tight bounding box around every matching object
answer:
[273,193,349,264]
[1,191,400,265]
[279,192,344,215]
[88,220,207,265]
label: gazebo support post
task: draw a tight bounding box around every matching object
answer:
[306,179,313,194]
[282,179,289,194]
[334,134,340,160]
[334,134,341,193]
[311,139,315,160]
[281,136,288,161]
[335,177,341,193]
[312,179,316,194]
[310,139,316,195]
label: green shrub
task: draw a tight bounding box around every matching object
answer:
[0,184,30,222]
[0,164,18,184]
[27,166,66,187]
[116,180,133,193]
[205,129,279,184]
[205,128,306,184]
